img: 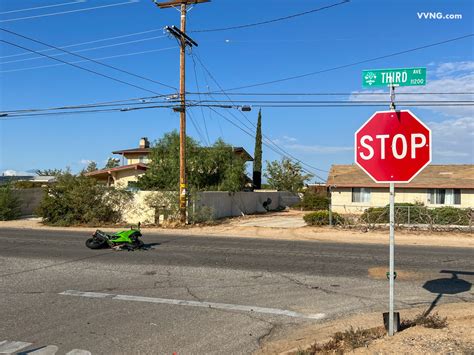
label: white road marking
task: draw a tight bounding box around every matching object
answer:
[60,290,325,320]
[0,340,32,354]
[26,345,59,354]
[66,350,92,355]
[59,290,113,298]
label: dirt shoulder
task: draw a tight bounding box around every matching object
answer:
[257,302,474,354]
[0,211,472,248]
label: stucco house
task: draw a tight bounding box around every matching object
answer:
[327,164,474,214]
[86,137,254,189]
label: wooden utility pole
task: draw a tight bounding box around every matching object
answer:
[154,0,209,223]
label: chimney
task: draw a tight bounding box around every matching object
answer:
[139,137,150,148]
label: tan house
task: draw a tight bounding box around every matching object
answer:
[87,137,253,188]
[327,164,474,214]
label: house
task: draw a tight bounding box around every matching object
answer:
[327,164,474,214]
[86,137,254,188]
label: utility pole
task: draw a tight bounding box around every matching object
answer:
[154,0,209,223]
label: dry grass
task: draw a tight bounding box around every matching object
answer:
[401,312,448,330]
[298,326,385,354]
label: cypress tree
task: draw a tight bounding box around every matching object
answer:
[253,109,262,189]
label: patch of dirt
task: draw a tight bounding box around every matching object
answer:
[256,302,474,355]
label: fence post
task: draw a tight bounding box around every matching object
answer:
[407,206,411,225]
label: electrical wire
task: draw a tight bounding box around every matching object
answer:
[190,53,211,145]
[1,35,168,65]
[224,34,474,91]
[0,47,177,74]
[189,0,349,33]
[0,39,163,95]
[192,51,330,174]
[0,28,165,60]
[0,0,86,15]
[186,92,474,96]
[0,0,139,23]
[0,28,177,90]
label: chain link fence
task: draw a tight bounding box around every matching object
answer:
[330,204,473,231]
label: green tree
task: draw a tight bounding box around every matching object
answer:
[35,168,64,176]
[83,161,98,173]
[137,131,246,192]
[0,184,21,220]
[37,173,131,226]
[253,109,262,189]
[104,157,120,169]
[264,158,313,192]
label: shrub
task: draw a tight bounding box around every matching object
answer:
[295,191,329,211]
[37,174,131,226]
[0,184,21,220]
[304,210,344,226]
[360,204,471,226]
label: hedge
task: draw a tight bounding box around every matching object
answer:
[304,210,344,226]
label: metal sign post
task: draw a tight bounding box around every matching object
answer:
[388,81,396,336]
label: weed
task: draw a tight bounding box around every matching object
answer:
[401,312,448,330]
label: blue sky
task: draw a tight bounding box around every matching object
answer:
[0,0,473,182]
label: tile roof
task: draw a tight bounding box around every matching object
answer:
[327,164,474,189]
[85,163,148,177]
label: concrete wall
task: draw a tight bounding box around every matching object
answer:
[122,190,301,224]
[13,188,44,216]
[331,187,474,214]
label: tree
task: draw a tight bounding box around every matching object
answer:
[37,173,131,226]
[137,131,246,192]
[0,184,21,220]
[253,109,262,189]
[104,157,120,169]
[84,161,98,173]
[264,158,313,192]
[35,168,64,176]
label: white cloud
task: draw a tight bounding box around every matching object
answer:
[1,169,34,176]
[429,116,474,162]
[80,159,93,165]
[350,62,474,117]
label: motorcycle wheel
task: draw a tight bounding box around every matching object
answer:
[85,238,106,249]
[133,239,144,249]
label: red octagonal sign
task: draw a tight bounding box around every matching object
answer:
[355,110,431,183]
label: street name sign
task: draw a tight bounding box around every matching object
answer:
[362,67,426,87]
[355,110,431,183]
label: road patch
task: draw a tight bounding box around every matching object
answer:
[59,290,325,320]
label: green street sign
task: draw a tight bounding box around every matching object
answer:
[362,67,426,87]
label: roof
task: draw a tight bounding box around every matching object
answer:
[112,146,253,161]
[112,148,151,155]
[85,163,148,177]
[327,164,474,189]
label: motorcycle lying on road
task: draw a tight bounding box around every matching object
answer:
[85,223,144,250]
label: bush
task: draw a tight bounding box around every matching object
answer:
[37,174,131,226]
[0,184,21,220]
[360,204,471,225]
[304,210,344,226]
[295,191,329,211]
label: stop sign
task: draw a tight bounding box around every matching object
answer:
[355,110,431,183]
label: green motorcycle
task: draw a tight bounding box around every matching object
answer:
[86,223,144,250]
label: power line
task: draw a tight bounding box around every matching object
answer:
[187,91,474,96]
[0,39,163,95]
[190,0,349,33]
[0,0,85,15]
[192,51,329,174]
[1,35,168,65]
[190,53,211,145]
[0,0,139,23]
[0,28,177,91]
[0,47,177,74]
[0,28,165,60]
[224,33,474,91]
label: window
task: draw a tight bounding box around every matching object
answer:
[138,156,149,164]
[352,187,371,203]
[428,189,461,205]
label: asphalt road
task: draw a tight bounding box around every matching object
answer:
[0,228,472,354]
